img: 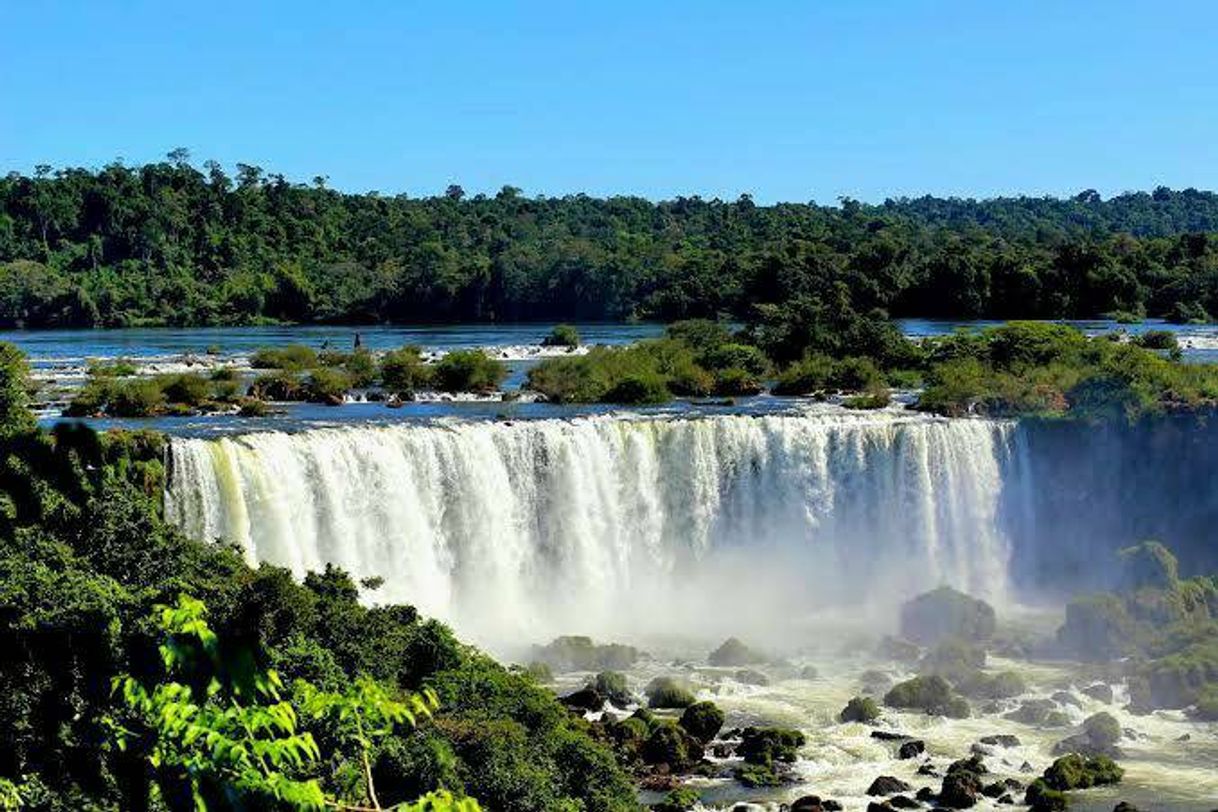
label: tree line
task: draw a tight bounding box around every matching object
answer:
[3,151,1218,328]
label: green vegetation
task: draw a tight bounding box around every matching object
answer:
[530,636,639,672]
[432,351,506,394]
[8,156,1218,329]
[66,370,243,418]
[380,346,434,394]
[644,677,696,710]
[542,324,581,349]
[838,696,880,723]
[0,361,637,811]
[1055,542,1218,712]
[883,675,971,718]
[677,702,725,745]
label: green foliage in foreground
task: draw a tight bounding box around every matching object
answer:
[0,382,637,810]
[108,595,477,811]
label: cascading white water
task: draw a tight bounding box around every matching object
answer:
[165,410,1024,645]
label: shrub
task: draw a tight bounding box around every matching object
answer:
[159,372,212,406]
[381,346,433,393]
[250,344,318,370]
[772,354,833,396]
[645,677,696,709]
[342,349,378,387]
[1133,330,1179,352]
[712,366,764,396]
[603,372,671,404]
[249,371,304,401]
[827,356,885,392]
[542,324,581,349]
[87,359,138,377]
[304,368,352,404]
[838,696,880,723]
[701,343,770,376]
[109,378,168,417]
[434,350,506,393]
[733,763,781,787]
[665,320,735,354]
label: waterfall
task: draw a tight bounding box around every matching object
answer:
[165,411,1024,645]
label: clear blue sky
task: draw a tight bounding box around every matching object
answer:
[2,1,1215,203]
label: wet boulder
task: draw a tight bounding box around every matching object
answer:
[1082,683,1115,704]
[898,740,926,759]
[561,686,604,712]
[900,586,997,646]
[867,776,912,796]
[593,670,634,706]
[678,701,725,745]
[1052,711,1123,758]
[708,636,765,667]
[646,676,697,709]
[840,696,881,723]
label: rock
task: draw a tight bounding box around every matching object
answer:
[997,794,1015,805]
[884,675,970,718]
[790,796,824,812]
[822,802,843,811]
[738,727,805,766]
[561,687,604,711]
[642,721,704,772]
[867,776,913,796]
[592,671,633,706]
[916,786,937,802]
[1024,779,1067,812]
[1052,711,1123,758]
[646,677,697,709]
[1082,683,1115,704]
[890,796,920,809]
[735,668,770,686]
[678,701,725,745]
[1176,733,1191,742]
[970,743,995,757]
[898,740,926,759]
[867,804,894,812]
[917,763,939,776]
[899,586,997,645]
[1052,690,1083,709]
[878,635,923,663]
[871,730,911,741]
[799,664,820,679]
[1005,698,1056,725]
[1042,710,1072,728]
[1019,761,1035,773]
[1113,803,1142,812]
[708,637,765,666]
[533,635,639,671]
[1042,753,1124,791]
[862,669,896,693]
[919,639,988,682]
[982,781,1007,798]
[651,787,700,812]
[939,756,987,809]
[979,734,1021,748]
[841,696,881,723]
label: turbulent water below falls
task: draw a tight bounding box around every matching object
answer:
[166,409,1023,645]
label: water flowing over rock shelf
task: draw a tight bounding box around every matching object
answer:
[165,411,1024,644]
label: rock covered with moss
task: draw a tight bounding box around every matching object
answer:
[678,701,725,744]
[707,636,765,666]
[645,676,697,709]
[839,696,881,723]
[900,586,997,646]
[884,675,971,718]
[531,635,639,672]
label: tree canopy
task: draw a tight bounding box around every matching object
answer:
[3,156,1218,327]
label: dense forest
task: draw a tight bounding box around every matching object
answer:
[4,152,1218,328]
